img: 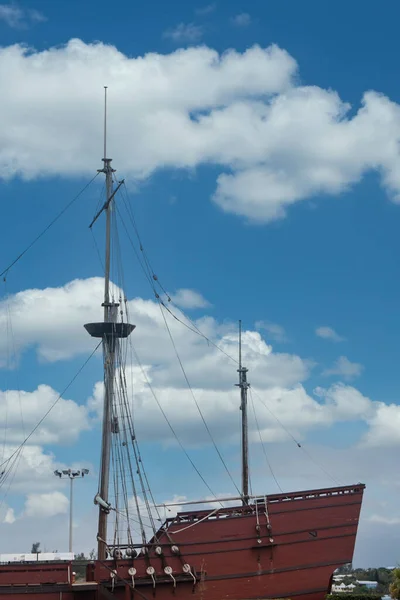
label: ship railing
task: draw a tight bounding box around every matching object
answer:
[263,484,366,504]
[151,483,365,525]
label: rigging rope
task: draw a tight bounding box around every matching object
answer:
[88,196,168,548]
[107,180,344,512]
[117,181,340,499]
[0,172,100,280]
[157,301,241,496]
[104,201,162,547]
[159,299,238,364]
[100,183,235,510]
[0,282,27,509]
[249,388,283,493]
[111,507,156,534]
[250,386,342,486]
[116,184,238,365]
[171,508,219,534]
[110,184,241,496]
[130,343,223,504]
[0,340,102,473]
[90,228,105,274]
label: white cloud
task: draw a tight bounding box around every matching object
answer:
[0,385,91,445]
[315,326,345,342]
[89,350,391,449]
[2,278,400,563]
[0,277,104,364]
[85,342,314,446]
[195,4,216,16]
[163,23,203,43]
[255,320,288,343]
[314,383,400,448]
[170,288,211,309]
[367,514,400,525]
[362,403,400,448]
[0,444,91,494]
[0,4,45,28]
[24,491,69,518]
[3,507,15,523]
[323,355,363,380]
[0,4,21,26]
[0,39,295,223]
[207,87,400,222]
[0,278,310,391]
[314,383,373,421]
[231,13,251,27]
[2,277,399,451]
[1,39,400,222]
[0,499,95,553]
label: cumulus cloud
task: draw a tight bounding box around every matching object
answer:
[362,403,400,447]
[315,326,345,342]
[0,278,105,364]
[24,491,69,518]
[0,278,310,390]
[314,383,400,449]
[323,355,363,380]
[163,23,203,43]
[0,37,378,223]
[2,39,400,222]
[314,383,373,420]
[170,288,211,309]
[0,444,91,494]
[0,37,393,225]
[88,346,394,450]
[2,277,399,452]
[2,277,399,449]
[0,385,90,445]
[1,40,393,221]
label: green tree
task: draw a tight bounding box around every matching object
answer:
[74,552,87,560]
[31,542,41,554]
[336,563,353,575]
[389,568,400,599]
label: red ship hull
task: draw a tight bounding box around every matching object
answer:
[0,484,365,600]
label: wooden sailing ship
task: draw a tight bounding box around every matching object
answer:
[0,91,365,599]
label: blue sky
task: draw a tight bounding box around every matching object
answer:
[1,0,400,567]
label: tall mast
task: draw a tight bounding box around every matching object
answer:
[98,86,114,560]
[84,87,135,560]
[237,320,249,504]
[103,86,112,322]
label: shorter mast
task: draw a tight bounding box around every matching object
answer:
[236,320,250,505]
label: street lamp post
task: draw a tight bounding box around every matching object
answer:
[54,468,89,553]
